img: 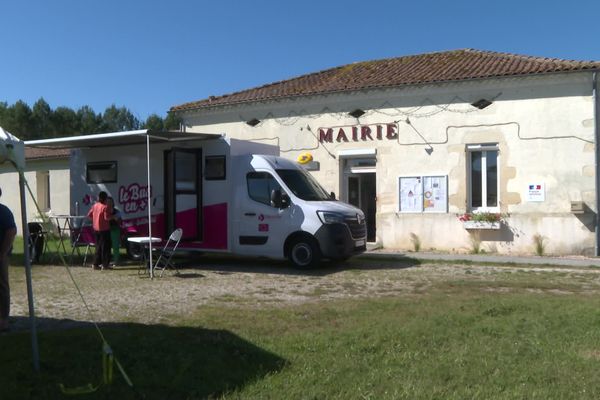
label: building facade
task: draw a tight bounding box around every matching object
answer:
[0,147,70,234]
[174,49,600,256]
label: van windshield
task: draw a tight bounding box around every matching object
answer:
[276,169,333,201]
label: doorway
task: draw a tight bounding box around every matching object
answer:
[343,157,376,242]
[164,148,202,241]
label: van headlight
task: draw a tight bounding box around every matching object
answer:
[317,211,345,224]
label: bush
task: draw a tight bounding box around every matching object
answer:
[409,233,421,252]
[533,233,547,256]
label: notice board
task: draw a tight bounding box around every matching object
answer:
[422,176,448,212]
[399,176,423,212]
[399,175,447,213]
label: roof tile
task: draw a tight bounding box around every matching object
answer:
[25,146,70,160]
[171,49,600,113]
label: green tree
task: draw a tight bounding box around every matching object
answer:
[51,106,79,136]
[0,102,7,127]
[32,98,52,137]
[7,100,35,139]
[164,112,182,130]
[77,105,102,134]
[0,99,175,139]
[143,113,164,131]
[101,105,140,132]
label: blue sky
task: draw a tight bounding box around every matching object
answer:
[1,0,599,121]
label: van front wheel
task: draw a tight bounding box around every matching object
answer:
[289,238,321,269]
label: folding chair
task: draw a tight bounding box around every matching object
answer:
[28,222,48,264]
[153,228,183,277]
[70,221,95,267]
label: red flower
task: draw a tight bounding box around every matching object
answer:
[458,213,471,222]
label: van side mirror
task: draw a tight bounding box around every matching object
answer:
[270,189,281,208]
[281,193,290,209]
[330,191,336,200]
[271,189,290,209]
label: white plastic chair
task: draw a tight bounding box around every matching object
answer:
[153,228,183,277]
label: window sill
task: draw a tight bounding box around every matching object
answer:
[463,221,501,230]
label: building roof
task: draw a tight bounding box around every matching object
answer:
[25,146,70,160]
[171,49,600,112]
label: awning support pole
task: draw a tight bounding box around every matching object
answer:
[594,72,600,257]
[19,171,39,371]
[146,134,153,278]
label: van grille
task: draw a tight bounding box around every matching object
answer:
[345,217,367,239]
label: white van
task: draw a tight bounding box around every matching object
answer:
[232,154,366,267]
[26,130,366,268]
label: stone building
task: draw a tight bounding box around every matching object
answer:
[171,49,600,256]
[0,146,70,234]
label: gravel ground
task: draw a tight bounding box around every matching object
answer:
[6,255,600,332]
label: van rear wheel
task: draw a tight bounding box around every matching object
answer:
[289,238,321,269]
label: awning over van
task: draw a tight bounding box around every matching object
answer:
[25,129,222,149]
[25,129,223,280]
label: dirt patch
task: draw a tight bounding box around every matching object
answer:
[581,350,600,360]
[7,257,600,332]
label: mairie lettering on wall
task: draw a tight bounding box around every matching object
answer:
[318,123,398,143]
[119,183,153,213]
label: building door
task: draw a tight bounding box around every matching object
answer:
[343,157,376,242]
[36,170,51,212]
[164,148,202,241]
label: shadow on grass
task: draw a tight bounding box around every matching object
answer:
[1,317,287,400]
[172,252,422,277]
[10,242,423,277]
[174,272,205,279]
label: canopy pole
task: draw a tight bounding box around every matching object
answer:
[594,72,600,256]
[19,171,39,371]
[146,134,153,279]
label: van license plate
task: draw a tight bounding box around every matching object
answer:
[355,240,365,247]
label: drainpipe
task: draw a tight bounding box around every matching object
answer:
[594,71,600,256]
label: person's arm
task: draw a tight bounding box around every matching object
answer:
[87,206,93,219]
[0,227,16,259]
[102,206,112,222]
[112,209,122,222]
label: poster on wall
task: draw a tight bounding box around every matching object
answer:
[422,176,448,212]
[399,176,423,212]
[526,183,545,202]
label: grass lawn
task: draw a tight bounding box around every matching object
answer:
[2,243,600,399]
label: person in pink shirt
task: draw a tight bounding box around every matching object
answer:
[87,191,112,270]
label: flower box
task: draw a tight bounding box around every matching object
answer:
[463,220,501,230]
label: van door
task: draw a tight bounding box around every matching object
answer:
[164,149,202,241]
[236,171,291,257]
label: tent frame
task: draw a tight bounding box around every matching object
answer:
[0,128,39,371]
